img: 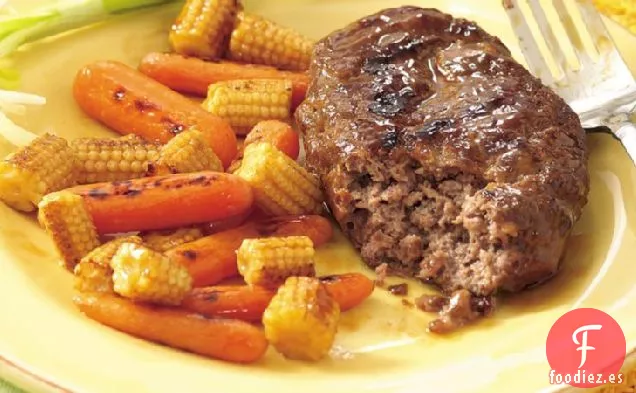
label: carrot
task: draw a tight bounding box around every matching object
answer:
[74,292,268,363]
[320,273,375,311]
[182,273,375,321]
[256,215,334,247]
[244,120,300,160]
[167,223,261,287]
[73,60,237,168]
[68,172,254,235]
[138,53,309,109]
[202,209,254,235]
[169,215,334,287]
[183,285,273,322]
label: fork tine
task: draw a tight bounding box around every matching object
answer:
[503,0,554,84]
[527,0,566,78]
[552,0,593,70]
[574,0,635,81]
[575,0,617,55]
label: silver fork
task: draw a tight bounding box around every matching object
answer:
[503,0,636,165]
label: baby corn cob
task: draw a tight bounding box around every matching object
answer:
[227,159,242,174]
[74,261,113,293]
[148,130,223,176]
[119,134,144,142]
[263,276,340,361]
[37,191,101,270]
[0,133,76,212]
[73,236,143,293]
[82,235,144,266]
[237,236,316,288]
[226,139,244,173]
[234,143,323,215]
[111,242,192,306]
[72,137,161,184]
[228,12,313,71]
[202,79,292,135]
[141,227,204,252]
[169,0,241,60]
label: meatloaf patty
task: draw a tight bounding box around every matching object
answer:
[295,6,589,297]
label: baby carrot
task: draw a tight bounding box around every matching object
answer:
[202,209,254,235]
[256,215,334,247]
[169,215,334,287]
[320,273,375,311]
[68,172,254,235]
[244,120,300,160]
[74,292,268,363]
[167,223,261,287]
[138,53,309,109]
[183,285,273,322]
[73,60,237,168]
[182,273,375,321]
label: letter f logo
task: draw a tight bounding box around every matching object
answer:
[572,324,603,369]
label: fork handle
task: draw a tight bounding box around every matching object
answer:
[613,122,636,166]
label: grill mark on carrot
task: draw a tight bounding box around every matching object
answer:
[170,124,185,135]
[113,87,126,102]
[181,250,197,260]
[190,175,209,185]
[122,188,142,197]
[319,274,339,283]
[204,291,220,302]
[134,99,159,112]
[147,163,158,176]
[112,181,134,196]
[112,180,132,188]
[87,188,109,200]
[161,117,185,135]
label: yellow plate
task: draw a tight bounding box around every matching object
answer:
[1,1,636,393]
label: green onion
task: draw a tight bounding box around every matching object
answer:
[0,0,181,88]
[0,88,44,147]
[0,64,19,89]
[0,110,37,147]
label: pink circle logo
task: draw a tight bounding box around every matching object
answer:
[546,308,626,388]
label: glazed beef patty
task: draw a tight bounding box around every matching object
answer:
[295,6,589,297]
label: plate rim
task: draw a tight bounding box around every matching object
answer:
[2,2,636,393]
[0,353,70,393]
[3,346,636,393]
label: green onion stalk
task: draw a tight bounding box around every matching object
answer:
[0,0,181,88]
